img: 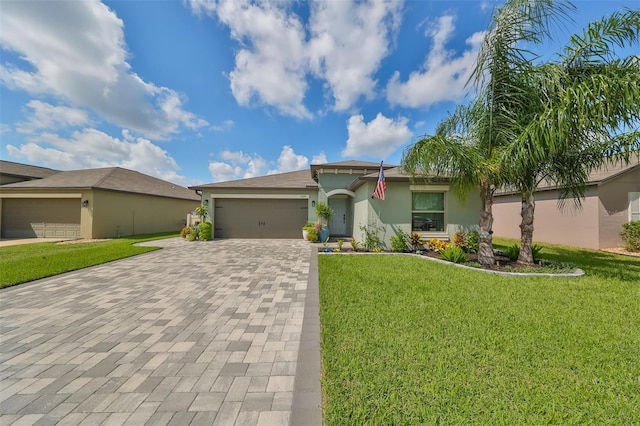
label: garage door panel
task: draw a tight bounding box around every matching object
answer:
[2,199,81,239]
[215,198,308,239]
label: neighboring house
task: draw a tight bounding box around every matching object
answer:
[0,166,200,239]
[190,161,482,247]
[0,160,59,185]
[492,160,640,250]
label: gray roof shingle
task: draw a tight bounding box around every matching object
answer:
[191,169,318,190]
[0,167,199,201]
[0,160,59,180]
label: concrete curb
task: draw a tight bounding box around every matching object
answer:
[291,247,324,426]
[318,251,585,278]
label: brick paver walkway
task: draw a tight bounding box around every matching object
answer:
[0,238,320,425]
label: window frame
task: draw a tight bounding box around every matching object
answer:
[411,191,446,233]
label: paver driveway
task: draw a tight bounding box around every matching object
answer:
[0,238,319,425]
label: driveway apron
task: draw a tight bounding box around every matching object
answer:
[0,238,319,426]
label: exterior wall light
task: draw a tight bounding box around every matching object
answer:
[311,200,316,207]
[81,200,89,207]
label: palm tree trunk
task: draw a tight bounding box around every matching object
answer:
[478,183,496,267]
[518,191,535,264]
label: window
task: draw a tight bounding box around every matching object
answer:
[630,192,640,222]
[412,192,445,232]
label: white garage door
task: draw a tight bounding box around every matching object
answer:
[2,199,81,238]
[214,198,308,238]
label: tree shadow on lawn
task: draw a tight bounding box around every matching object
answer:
[537,247,638,282]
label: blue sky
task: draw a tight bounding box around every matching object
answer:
[1,0,636,186]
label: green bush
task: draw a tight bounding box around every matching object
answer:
[620,221,640,251]
[390,228,410,252]
[506,243,543,262]
[506,244,520,261]
[440,245,468,263]
[199,222,212,241]
[360,224,382,252]
[186,228,197,241]
[466,231,480,253]
[306,230,318,242]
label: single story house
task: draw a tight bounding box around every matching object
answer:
[190,160,482,247]
[0,165,200,239]
[492,160,640,250]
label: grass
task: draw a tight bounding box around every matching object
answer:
[0,233,176,289]
[319,241,640,425]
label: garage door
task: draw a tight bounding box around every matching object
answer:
[214,198,308,238]
[1,199,81,238]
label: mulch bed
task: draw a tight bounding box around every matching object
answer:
[318,247,553,273]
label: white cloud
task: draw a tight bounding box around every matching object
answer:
[1,123,12,134]
[207,0,311,119]
[0,0,207,139]
[308,0,403,111]
[208,145,321,182]
[209,149,268,182]
[342,113,412,158]
[275,145,308,173]
[6,128,191,186]
[212,120,235,132]
[186,0,404,115]
[311,152,328,165]
[386,15,484,108]
[16,101,90,134]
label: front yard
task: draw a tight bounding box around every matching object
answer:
[319,241,640,424]
[0,233,176,289]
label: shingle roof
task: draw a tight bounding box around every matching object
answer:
[0,160,59,180]
[0,167,199,201]
[496,156,640,195]
[346,167,450,191]
[190,169,318,190]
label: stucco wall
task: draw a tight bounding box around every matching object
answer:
[91,191,199,238]
[598,167,640,248]
[493,187,600,249]
[352,182,481,248]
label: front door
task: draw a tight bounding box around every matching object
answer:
[328,197,349,236]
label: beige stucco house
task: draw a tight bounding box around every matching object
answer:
[0,163,200,239]
[492,160,640,250]
[190,161,482,247]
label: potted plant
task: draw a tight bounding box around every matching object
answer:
[315,202,333,242]
[302,221,315,240]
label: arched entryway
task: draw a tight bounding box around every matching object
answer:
[325,189,355,237]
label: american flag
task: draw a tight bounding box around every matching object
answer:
[372,162,386,200]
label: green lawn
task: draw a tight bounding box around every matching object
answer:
[319,241,640,425]
[0,233,176,289]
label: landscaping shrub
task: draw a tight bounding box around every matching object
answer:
[620,221,640,251]
[466,231,480,253]
[360,224,382,252]
[506,243,543,262]
[440,245,468,263]
[186,228,197,241]
[408,232,423,251]
[426,238,448,252]
[199,222,212,241]
[390,228,410,252]
[180,226,189,238]
[453,230,466,247]
[306,230,318,242]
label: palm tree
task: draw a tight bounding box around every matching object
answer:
[502,8,640,263]
[403,102,503,267]
[403,0,571,267]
